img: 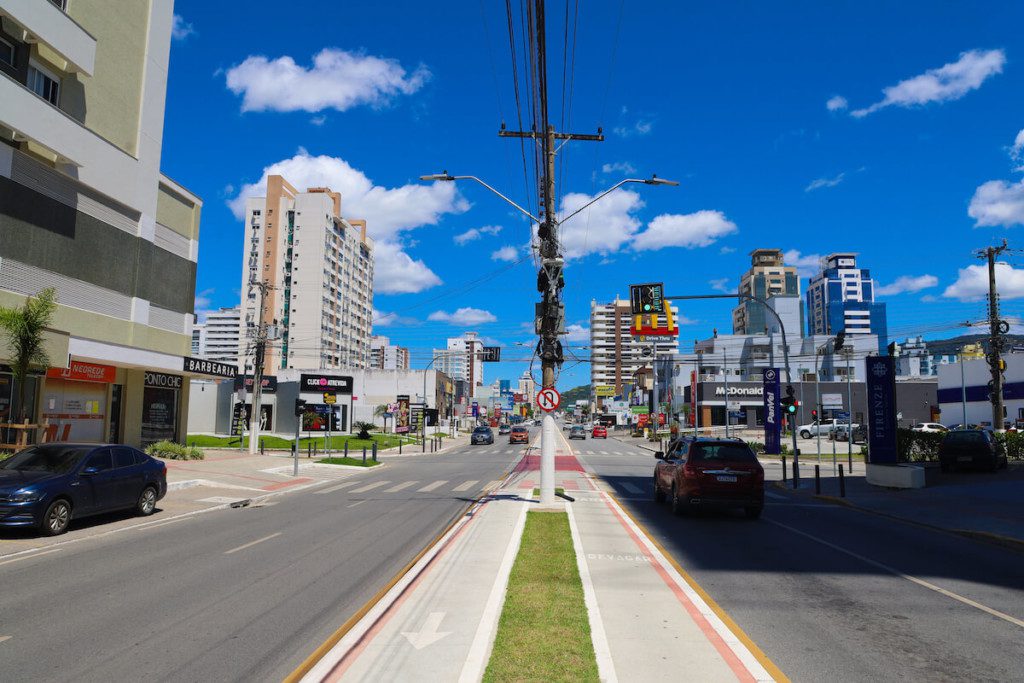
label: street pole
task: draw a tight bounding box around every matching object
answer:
[980,240,1008,430]
[846,348,853,466]
[960,349,968,427]
[293,410,300,477]
[248,280,270,455]
[694,351,701,437]
[815,345,822,464]
[723,349,730,438]
[651,345,658,440]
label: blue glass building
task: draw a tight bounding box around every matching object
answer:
[806,253,887,353]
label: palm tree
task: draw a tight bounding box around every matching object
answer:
[0,288,57,421]
[352,421,377,440]
[373,404,389,433]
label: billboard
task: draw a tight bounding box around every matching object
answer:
[762,368,781,455]
[395,394,411,433]
[595,385,615,397]
[865,356,898,464]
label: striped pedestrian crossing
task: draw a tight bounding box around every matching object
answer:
[314,480,360,495]
[350,480,390,494]
[313,478,501,497]
[452,480,478,492]
[383,481,417,493]
[418,480,447,492]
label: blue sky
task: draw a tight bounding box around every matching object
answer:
[163,1,1024,390]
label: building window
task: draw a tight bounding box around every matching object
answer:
[28,62,60,106]
[48,0,68,10]
[0,38,14,68]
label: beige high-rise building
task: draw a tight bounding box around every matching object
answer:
[0,0,207,447]
[238,176,374,373]
[732,249,800,334]
[590,298,679,396]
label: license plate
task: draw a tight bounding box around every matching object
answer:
[957,456,972,462]
[716,475,737,483]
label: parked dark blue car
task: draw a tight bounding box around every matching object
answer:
[0,443,167,536]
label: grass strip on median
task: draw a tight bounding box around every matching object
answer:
[483,511,599,683]
[316,457,381,467]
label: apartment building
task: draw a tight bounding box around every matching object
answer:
[0,0,215,447]
[732,248,802,335]
[806,253,887,351]
[192,307,241,366]
[433,332,483,398]
[237,176,374,374]
[370,335,409,370]
[590,298,680,396]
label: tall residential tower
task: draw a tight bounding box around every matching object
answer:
[806,253,887,351]
[732,249,801,335]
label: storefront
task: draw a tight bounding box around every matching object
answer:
[41,361,117,442]
[141,371,183,445]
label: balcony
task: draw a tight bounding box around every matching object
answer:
[0,0,96,75]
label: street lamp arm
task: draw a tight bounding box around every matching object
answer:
[559,179,635,225]
[420,173,541,224]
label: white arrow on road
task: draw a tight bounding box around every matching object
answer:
[401,612,451,650]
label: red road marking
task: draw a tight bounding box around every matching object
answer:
[511,454,584,473]
[261,478,314,491]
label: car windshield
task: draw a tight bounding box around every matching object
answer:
[571,426,583,431]
[512,427,527,433]
[691,444,757,463]
[473,427,491,434]
[944,431,987,444]
[0,445,91,474]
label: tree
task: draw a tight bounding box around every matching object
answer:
[373,404,389,433]
[0,288,57,421]
[352,421,377,440]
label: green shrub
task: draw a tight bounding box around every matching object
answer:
[994,432,1024,460]
[746,440,765,453]
[145,440,204,460]
[896,429,944,462]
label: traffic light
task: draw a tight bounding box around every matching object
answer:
[834,330,846,352]
[780,385,798,414]
[811,409,818,420]
[790,399,800,414]
[294,398,307,416]
[630,282,665,315]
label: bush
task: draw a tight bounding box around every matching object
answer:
[896,429,944,462]
[746,440,765,453]
[351,421,377,440]
[145,440,204,460]
[994,432,1024,460]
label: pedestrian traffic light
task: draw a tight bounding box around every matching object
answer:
[294,398,307,416]
[629,282,665,315]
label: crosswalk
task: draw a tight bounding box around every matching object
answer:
[314,479,503,496]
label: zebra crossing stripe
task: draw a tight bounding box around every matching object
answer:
[418,480,447,492]
[383,481,417,493]
[453,480,478,492]
[315,480,359,495]
[350,480,389,494]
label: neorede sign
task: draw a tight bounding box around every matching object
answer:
[299,374,353,395]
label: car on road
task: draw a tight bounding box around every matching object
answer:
[509,426,529,444]
[0,443,167,536]
[569,425,586,440]
[938,429,1007,472]
[799,418,857,439]
[592,425,608,439]
[832,424,867,444]
[653,438,764,519]
[471,426,494,445]
[498,424,511,435]
[912,422,948,433]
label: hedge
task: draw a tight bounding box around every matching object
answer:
[145,440,205,460]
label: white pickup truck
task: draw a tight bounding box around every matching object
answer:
[798,419,859,439]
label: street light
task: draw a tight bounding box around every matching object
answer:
[559,175,680,225]
[420,172,541,224]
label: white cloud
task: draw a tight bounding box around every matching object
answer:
[225,48,429,113]
[194,288,214,310]
[876,274,939,296]
[427,307,497,325]
[709,278,732,293]
[563,324,590,342]
[851,49,1005,117]
[719,246,736,254]
[943,262,1024,301]
[632,211,738,251]
[310,115,327,126]
[172,15,196,41]
[1013,129,1024,157]
[805,172,845,192]
[826,95,848,112]
[968,179,1024,227]
[372,309,398,327]
[556,189,644,259]
[490,245,519,262]
[613,120,653,137]
[601,161,637,175]
[783,250,822,278]
[373,241,442,294]
[454,225,502,245]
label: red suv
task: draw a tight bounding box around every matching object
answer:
[653,438,764,519]
[592,425,608,439]
[509,426,530,444]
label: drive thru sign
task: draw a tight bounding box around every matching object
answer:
[536,388,561,412]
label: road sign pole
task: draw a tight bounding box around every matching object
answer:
[541,414,556,505]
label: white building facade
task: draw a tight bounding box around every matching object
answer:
[192,307,241,366]
[433,332,484,397]
[370,335,409,370]
[590,298,680,396]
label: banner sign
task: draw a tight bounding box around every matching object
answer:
[630,405,649,414]
[47,361,116,384]
[595,385,615,397]
[689,370,697,427]
[471,401,479,417]
[762,368,781,455]
[865,355,898,464]
[395,394,410,433]
[299,374,353,394]
[234,375,278,393]
[183,357,238,379]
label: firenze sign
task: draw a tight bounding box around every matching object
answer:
[865,355,898,464]
[762,368,781,455]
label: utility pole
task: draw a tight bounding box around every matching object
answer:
[248,280,272,455]
[978,240,1008,430]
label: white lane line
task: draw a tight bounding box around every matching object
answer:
[383,481,417,493]
[418,480,448,492]
[350,480,390,494]
[765,491,787,500]
[567,502,618,683]
[315,480,360,495]
[0,636,10,644]
[601,451,609,455]
[348,500,367,508]
[224,532,282,555]
[0,548,61,568]
[621,483,644,495]
[459,502,530,683]
[453,480,479,492]
[766,519,1024,630]
[485,480,502,492]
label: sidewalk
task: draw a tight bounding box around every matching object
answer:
[297,431,783,682]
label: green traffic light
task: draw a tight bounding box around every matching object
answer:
[643,304,651,311]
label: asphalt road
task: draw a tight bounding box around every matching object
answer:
[0,434,525,682]
[574,432,1024,682]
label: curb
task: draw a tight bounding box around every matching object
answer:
[167,479,201,491]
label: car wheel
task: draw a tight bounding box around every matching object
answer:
[800,430,811,439]
[744,506,763,520]
[653,477,666,503]
[670,485,686,516]
[137,485,158,516]
[41,498,72,536]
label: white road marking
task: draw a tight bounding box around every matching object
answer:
[224,532,282,555]
[350,480,389,494]
[622,483,644,494]
[765,491,788,500]
[601,451,609,455]
[485,480,502,492]
[453,480,479,492]
[401,612,451,650]
[418,480,447,492]
[347,500,367,508]
[0,548,61,567]
[0,635,10,644]
[383,481,417,493]
[197,496,247,504]
[459,502,529,683]
[315,480,360,495]
[567,503,618,682]
[766,519,1024,629]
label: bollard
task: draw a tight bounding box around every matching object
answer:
[814,465,821,494]
[782,455,787,483]
[839,463,846,497]
[848,451,853,474]
[362,445,367,464]
[344,441,348,458]
[314,444,318,458]
[399,439,403,455]
[307,442,311,458]
[372,442,378,462]
[793,461,799,489]
[260,439,264,455]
